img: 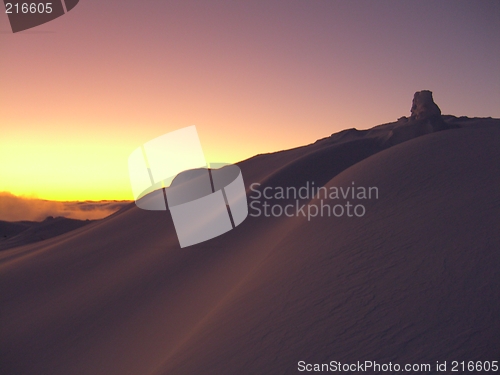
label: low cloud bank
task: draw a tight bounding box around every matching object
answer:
[0,192,131,222]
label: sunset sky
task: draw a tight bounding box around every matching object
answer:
[1,0,499,201]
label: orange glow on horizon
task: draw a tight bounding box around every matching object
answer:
[1,1,498,201]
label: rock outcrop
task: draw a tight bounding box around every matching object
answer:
[410,90,441,120]
[385,90,457,146]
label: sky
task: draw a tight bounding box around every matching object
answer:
[1,0,499,201]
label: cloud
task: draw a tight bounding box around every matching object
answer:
[0,192,131,222]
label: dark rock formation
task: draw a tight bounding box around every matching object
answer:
[384,90,458,146]
[410,90,441,120]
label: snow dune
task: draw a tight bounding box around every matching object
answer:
[1,117,499,375]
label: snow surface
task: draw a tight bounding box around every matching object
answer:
[1,118,499,374]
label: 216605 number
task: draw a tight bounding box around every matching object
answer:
[451,361,499,372]
[5,3,53,14]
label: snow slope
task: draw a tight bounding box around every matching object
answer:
[1,118,499,375]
